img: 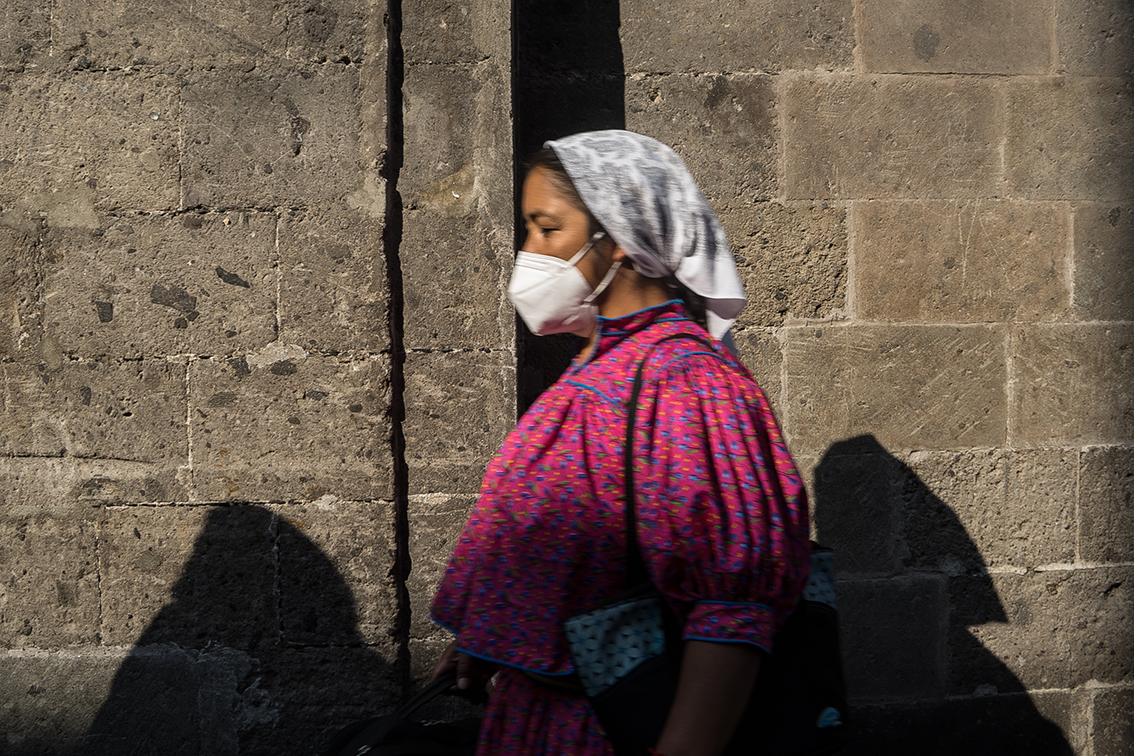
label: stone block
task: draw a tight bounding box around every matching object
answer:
[1006,77,1134,201]
[1067,566,1134,686]
[0,647,127,754]
[0,73,180,213]
[189,351,392,503]
[811,439,908,576]
[782,75,1002,200]
[403,0,510,65]
[276,501,397,646]
[0,0,50,71]
[1080,446,1134,564]
[1057,0,1134,77]
[1011,324,1134,446]
[99,505,276,649]
[0,457,190,515]
[951,566,1134,693]
[625,74,778,207]
[401,64,476,204]
[949,571,1070,694]
[905,449,1076,572]
[0,222,42,358]
[731,328,783,415]
[404,350,514,495]
[407,493,477,638]
[401,209,510,351]
[783,325,1007,454]
[181,66,363,210]
[0,517,100,648]
[837,575,947,701]
[278,209,388,355]
[1,358,187,465]
[727,202,847,328]
[859,0,1051,74]
[39,214,277,359]
[50,0,368,71]
[620,0,853,73]
[853,200,1072,323]
[1073,203,1134,322]
[1094,687,1134,756]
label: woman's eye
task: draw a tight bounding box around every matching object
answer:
[540,227,558,236]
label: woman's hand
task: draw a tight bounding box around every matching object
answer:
[431,639,497,700]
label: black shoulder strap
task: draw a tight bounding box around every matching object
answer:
[624,333,715,588]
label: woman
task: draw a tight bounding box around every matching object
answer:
[430,130,811,756]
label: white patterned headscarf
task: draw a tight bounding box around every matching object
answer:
[546,130,746,339]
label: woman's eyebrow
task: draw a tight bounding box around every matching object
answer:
[527,210,560,223]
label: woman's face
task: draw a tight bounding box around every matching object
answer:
[520,167,609,289]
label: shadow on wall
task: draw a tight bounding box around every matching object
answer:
[813,435,1072,755]
[78,506,395,756]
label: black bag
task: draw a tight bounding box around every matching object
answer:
[321,672,481,756]
[563,334,848,756]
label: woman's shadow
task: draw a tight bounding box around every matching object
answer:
[813,435,1073,756]
[82,505,396,756]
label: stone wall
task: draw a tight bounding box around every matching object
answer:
[2,0,1132,754]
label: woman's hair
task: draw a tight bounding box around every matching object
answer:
[525,147,709,329]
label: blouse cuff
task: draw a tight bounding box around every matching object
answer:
[682,601,777,653]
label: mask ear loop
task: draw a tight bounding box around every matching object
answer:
[565,231,606,266]
[582,258,622,306]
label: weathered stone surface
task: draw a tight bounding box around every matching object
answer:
[38,215,277,359]
[1011,324,1134,446]
[838,575,947,701]
[1079,446,1134,564]
[0,73,180,213]
[1073,203,1134,322]
[620,0,853,73]
[50,0,368,71]
[951,567,1134,693]
[99,505,275,648]
[189,351,392,503]
[0,0,50,71]
[403,0,510,65]
[0,518,100,648]
[401,64,476,204]
[1093,687,1134,756]
[0,647,127,754]
[276,501,397,646]
[949,571,1069,694]
[905,449,1076,572]
[860,0,1051,74]
[731,328,783,415]
[1,359,187,464]
[401,209,509,351]
[625,74,778,207]
[404,350,513,495]
[278,209,388,355]
[727,202,847,328]
[0,457,190,515]
[811,439,907,576]
[182,66,363,210]
[0,223,41,358]
[853,200,1072,322]
[1057,0,1134,77]
[782,75,1001,200]
[407,493,476,638]
[1006,77,1134,201]
[784,325,1007,454]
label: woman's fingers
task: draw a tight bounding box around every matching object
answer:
[430,639,461,681]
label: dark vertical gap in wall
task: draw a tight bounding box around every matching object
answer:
[514,0,627,414]
[383,0,411,692]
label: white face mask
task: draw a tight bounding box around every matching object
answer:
[507,232,623,337]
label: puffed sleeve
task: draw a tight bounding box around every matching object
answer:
[632,348,811,653]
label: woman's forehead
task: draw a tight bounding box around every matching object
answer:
[522,168,580,218]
